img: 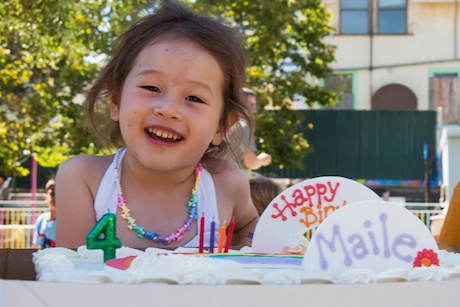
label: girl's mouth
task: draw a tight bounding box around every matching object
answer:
[146,127,183,143]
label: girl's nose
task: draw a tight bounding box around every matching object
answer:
[153,96,182,120]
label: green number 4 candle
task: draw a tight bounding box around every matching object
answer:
[87,212,121,262]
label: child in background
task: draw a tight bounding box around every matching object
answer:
[33,179,56,248]
[56,0,258,249]
[249,175,285,216]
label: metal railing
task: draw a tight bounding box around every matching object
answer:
[0,200,443,249]
[0,198,48,248]
[405,202,443,233]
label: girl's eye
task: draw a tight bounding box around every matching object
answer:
[186,96,205,104]
[141,85,160,92]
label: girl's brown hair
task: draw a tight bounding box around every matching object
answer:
[85,0,253,161]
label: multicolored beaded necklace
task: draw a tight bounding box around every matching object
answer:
[113,150,202,245]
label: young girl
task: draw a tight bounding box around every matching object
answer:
[55,0,258,249]
[33,179,57,248]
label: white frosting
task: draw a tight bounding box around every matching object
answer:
[336,269,378,284]
[407,266,446,282]
[33,247,460,285]
[281,235,309,255]
[263,269,302,285]
[376,268,410,283]
[76,246,143,259]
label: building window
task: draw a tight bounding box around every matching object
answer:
[378,0,407,34]
[340,0,369,34]
[429,74,459,124]
[340,0,407,35]
[325,73,354,109]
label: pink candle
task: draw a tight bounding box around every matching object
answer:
[199,212,205,253]
[224,215,236,253]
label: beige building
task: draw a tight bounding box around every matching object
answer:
[319,0,460,202]
[323,0,460,118]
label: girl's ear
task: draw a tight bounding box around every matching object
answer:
[227,113,239,128]
[211,113,239,145]
[109,95,120,121]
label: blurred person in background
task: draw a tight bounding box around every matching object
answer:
[33,179,56,248]
[249,175,284,216]
[240,88,272,172]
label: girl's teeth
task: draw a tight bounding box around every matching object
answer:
[147,128,181,140]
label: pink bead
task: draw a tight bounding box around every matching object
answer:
[167,233,178,242]
[117,194,127,206]
[178,226,187,235]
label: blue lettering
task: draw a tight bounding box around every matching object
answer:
[392,234,417,262]
[348,234,369,259]
[316,224,352,270]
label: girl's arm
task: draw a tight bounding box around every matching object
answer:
[55,155,107,249]
[230,180,259,247]
[214,161,259,247]
[231,214,258,247]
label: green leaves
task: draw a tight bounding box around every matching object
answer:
[0,0,147,176]
[191,0,336,168]
[0,0,336,175]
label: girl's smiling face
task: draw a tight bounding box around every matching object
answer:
[110,38,226,171]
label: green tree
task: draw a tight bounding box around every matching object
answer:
[0,0,336,177]
[192,0,337,169]
[0,0,149,176]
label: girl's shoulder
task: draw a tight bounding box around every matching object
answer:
[56,153,116,202]
[205,157,240,174]
[57,153,114,186]
[205,158,248,188]
[59,154,114,173]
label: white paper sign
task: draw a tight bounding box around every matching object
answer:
[252,176,381,253]
[303,200,440,274]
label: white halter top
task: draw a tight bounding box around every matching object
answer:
[93,148,220,247]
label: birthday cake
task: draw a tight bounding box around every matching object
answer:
[33,244,460,285]
[33,176,460,285]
